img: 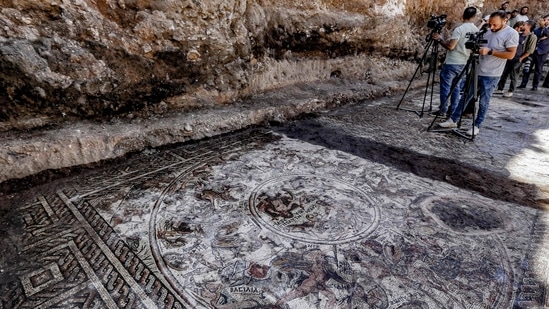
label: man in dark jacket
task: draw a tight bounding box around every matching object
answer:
[543,17,549,87]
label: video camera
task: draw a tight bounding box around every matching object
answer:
[465,26,488,53]
[427,14,447,32]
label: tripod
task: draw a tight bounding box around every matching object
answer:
[427,48,479,140]
[396,29,440,117]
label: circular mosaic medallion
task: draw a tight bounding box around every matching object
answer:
[248,175,380,244]
[140,138,519,309]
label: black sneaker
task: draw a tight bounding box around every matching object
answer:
[532,87,538,91]
[429,110,446,117]
[517,85,526,89]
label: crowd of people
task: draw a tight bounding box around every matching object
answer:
[497,1,549,92]
[432,2,549,137]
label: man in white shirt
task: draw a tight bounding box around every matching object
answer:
[431,7,479,117]
[515,6,529,22]
[439,11,519,136]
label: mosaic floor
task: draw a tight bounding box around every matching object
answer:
[1,95,549,308]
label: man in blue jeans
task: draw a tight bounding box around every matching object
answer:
[439,11,519,136]
[431,7,479,117]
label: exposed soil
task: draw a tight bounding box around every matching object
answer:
[1,81,548,211]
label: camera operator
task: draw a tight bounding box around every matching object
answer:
[431,7,479,117]
[439,10,519,136]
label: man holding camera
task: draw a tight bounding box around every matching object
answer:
[431,7,479,117]
[439,11,519,136]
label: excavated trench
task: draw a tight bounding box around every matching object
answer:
[0,102,542,210]
[0,33,416,125]
[2,3,548,200]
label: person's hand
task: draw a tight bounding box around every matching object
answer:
[432,33,442,42]
[478,47,490,55]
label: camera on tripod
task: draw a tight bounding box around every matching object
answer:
[464,27,488,53]
[427,14,447,32]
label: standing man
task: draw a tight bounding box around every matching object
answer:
[535,15,549,89]
[519,15,549,90]
[495,20,537,97]
[508,9,519,27]
[516,6,529,22]
[499,1,510,12]
[431,7,479,117]
[439,11,519,136]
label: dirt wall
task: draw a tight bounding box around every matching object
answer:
[0,0,548,129]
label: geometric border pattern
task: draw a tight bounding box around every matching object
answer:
[20,263,63,297]
[0,129,276,309]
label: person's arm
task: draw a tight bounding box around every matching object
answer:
[539,28,549,41]
[520,35,537,62]
[519,51,531,62]
[432,30,460,51]
[479,29,519,59]
[441,38,459,51]
[479,46,517,59]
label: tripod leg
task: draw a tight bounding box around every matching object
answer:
[469,58,480,140]
[428,44,439,112]
[419,47,438,117]
[456,72,475,127]
[453,55,479,140]
[419,64,432,117]
[396,38,435,111]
